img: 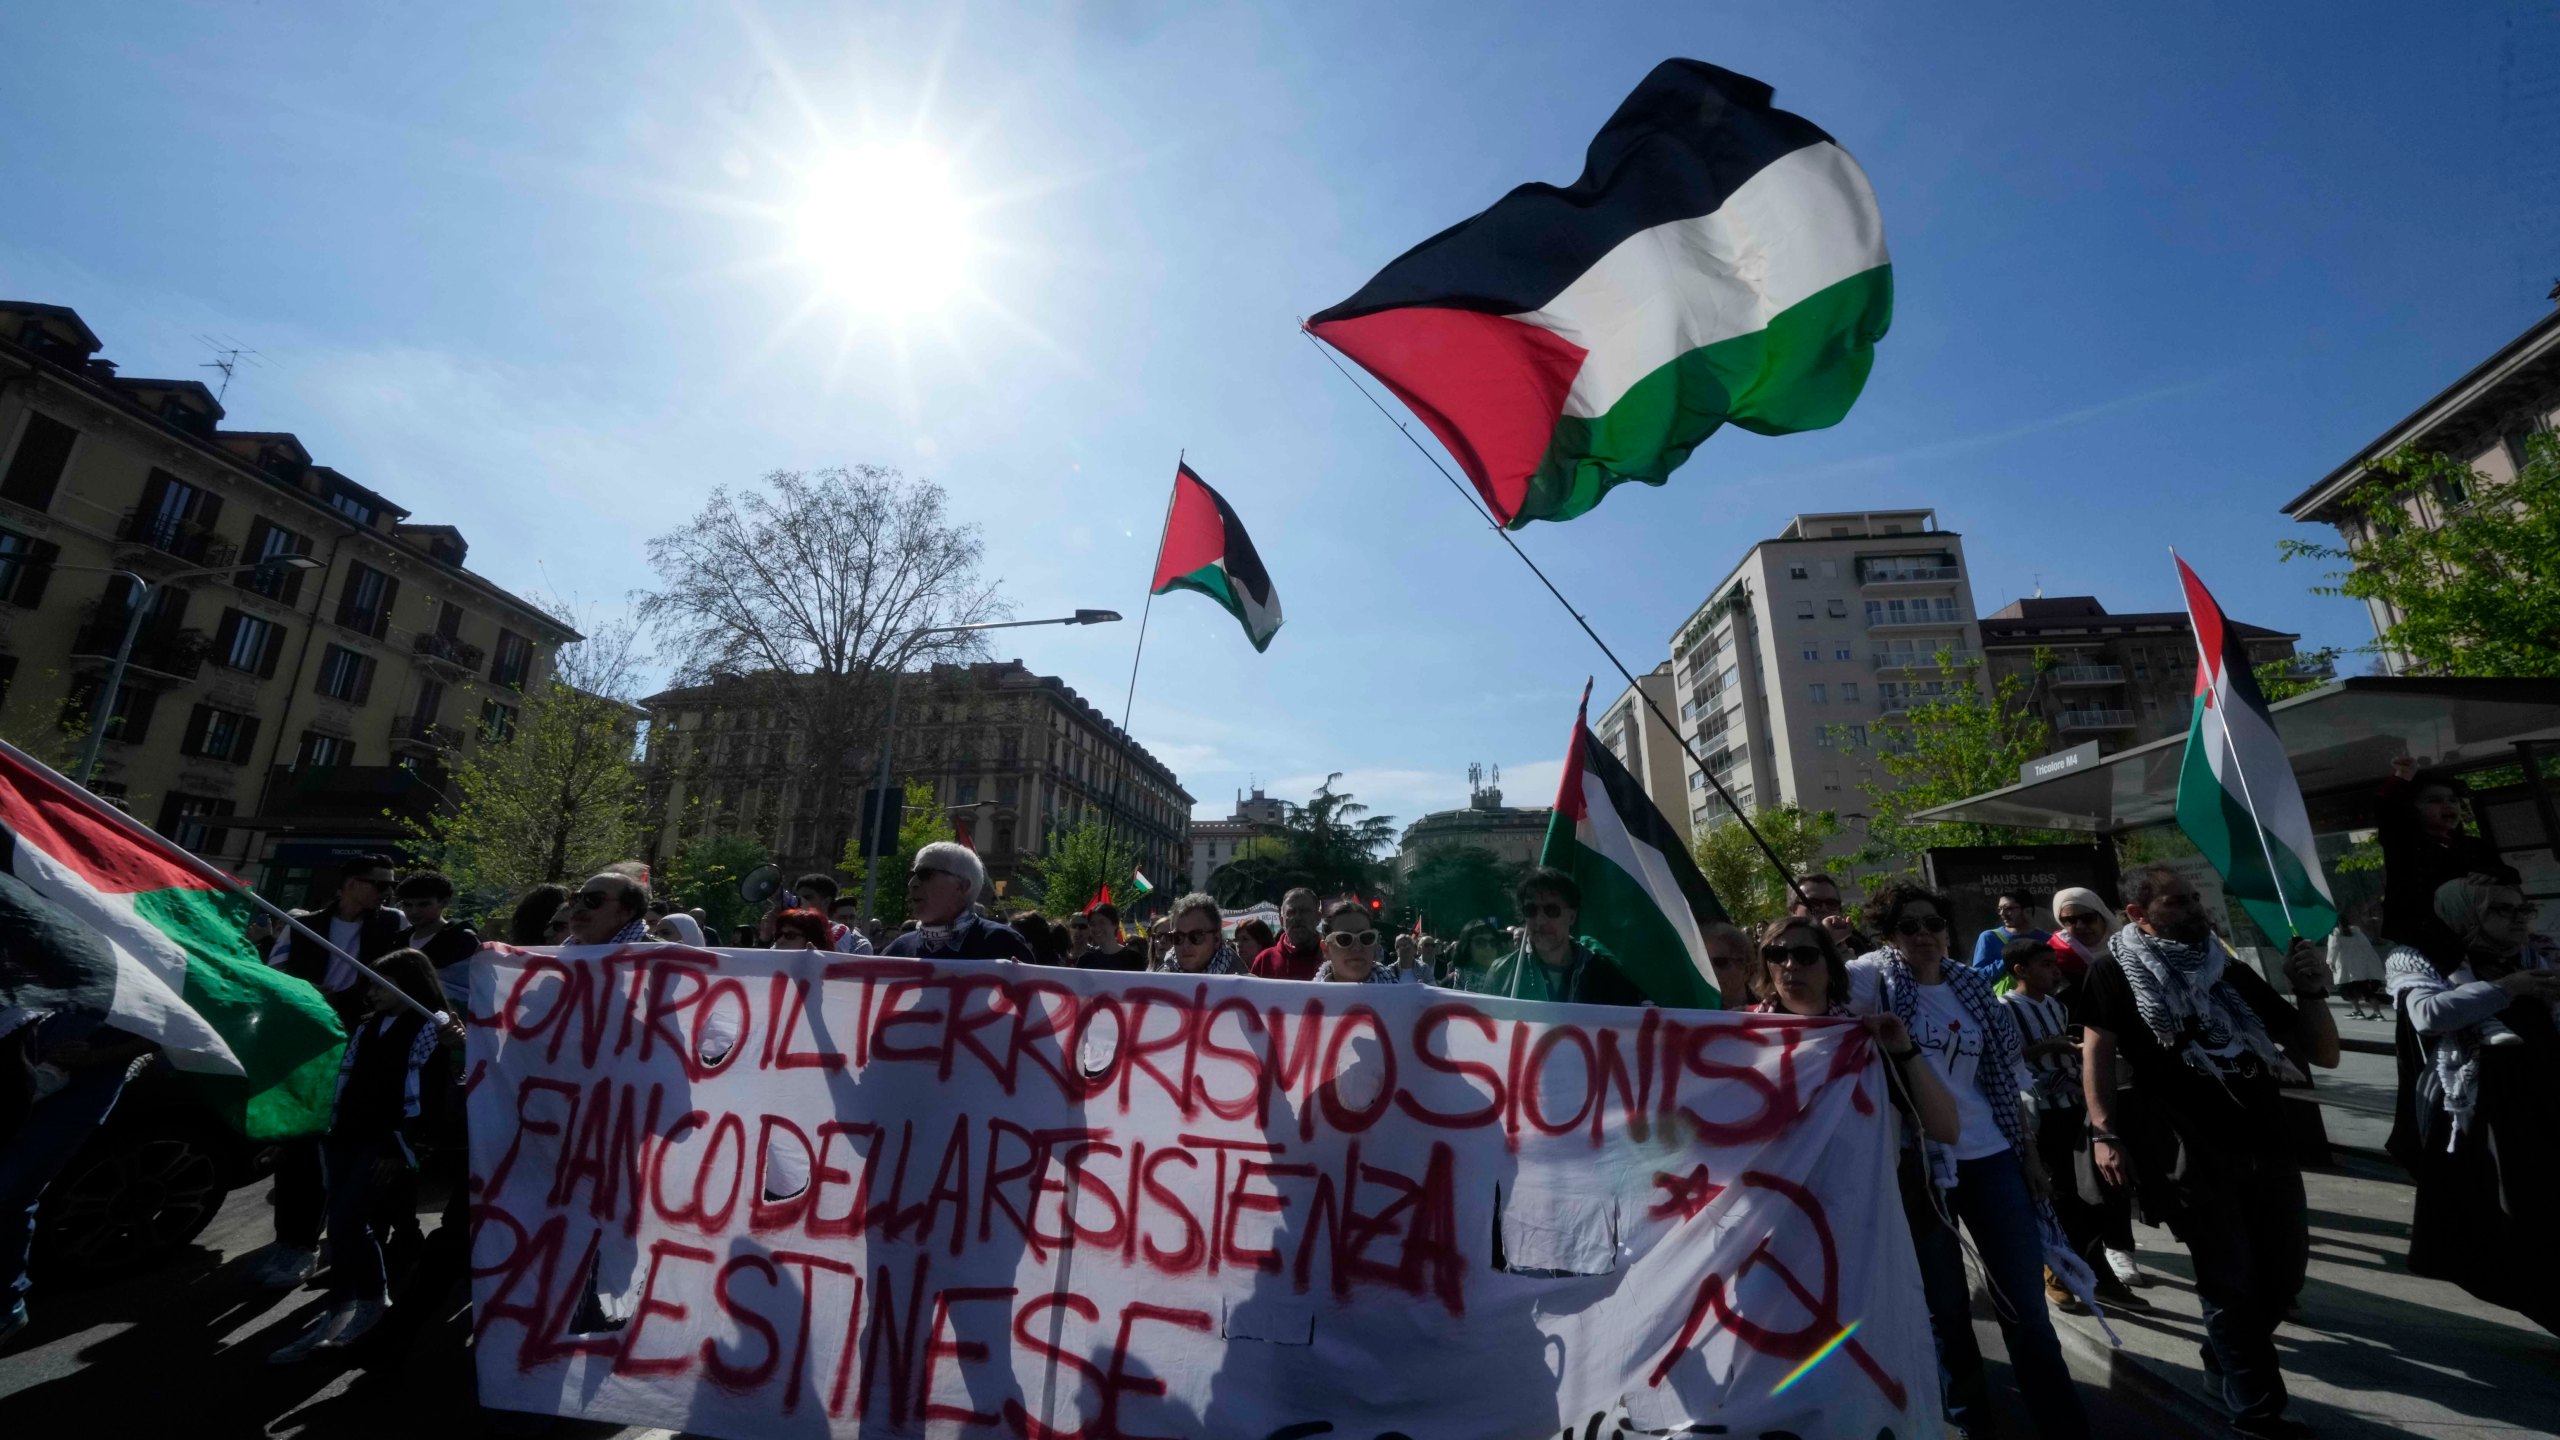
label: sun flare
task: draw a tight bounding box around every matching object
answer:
[791,143,973,317]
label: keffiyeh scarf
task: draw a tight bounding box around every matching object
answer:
[2385,945,2484,1147]
[1313,958,1407,985]
[2105,925,2299,1087]
[1154,941,1245,976]
[1871,945,2037,1192]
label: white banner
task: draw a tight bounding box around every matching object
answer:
[464,945,1938,1439]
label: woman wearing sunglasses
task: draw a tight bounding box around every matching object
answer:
[1751,917,1957,1144]
[1848,882,2090,1439]
[1312,897,1406,984]
[1153,893,1245,975]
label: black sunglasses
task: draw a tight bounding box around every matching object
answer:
[1520,901,1570,919]
[1761,943,1826,968]
[1173,927,1218,944]
[1893,913,1950,936]
[2060,912,2107,927]
[572,891,615,910]
[909,867,954,884]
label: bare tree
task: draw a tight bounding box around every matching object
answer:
[637,467,1008,864]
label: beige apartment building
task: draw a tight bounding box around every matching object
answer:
[0,301,573,902]
[1980,595,2302,756]
[1597,661,1691,844]
[644,659,1190,904]
[1186,786,1287,892]
[2283,301,2560,672]
[1667,509,1982,843]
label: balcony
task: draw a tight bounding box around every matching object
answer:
[116,508,236,570]
[411,630,486,677]
[1857,563,1960,587]
[389,713,461,751]
[2057,708,2136,730]
[1864,606,1963,630]
[2048,664,2127,686]
[1872,648,1978,672]
[69,620,210,684]
[240,762,450,835]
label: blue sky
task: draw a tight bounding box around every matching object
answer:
[3,2,2552,828]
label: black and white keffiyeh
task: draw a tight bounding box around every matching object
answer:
[1313,958,1407,985]
[1154,941,1245,976]
[2105,925,2299,1086]
[1871,945,2037,1190]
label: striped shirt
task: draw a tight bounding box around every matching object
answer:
[2000,989,2081,1112]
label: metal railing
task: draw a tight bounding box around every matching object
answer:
[2057,708,2136,728]
[117,508,236,569]
[1872,648,1977,671]
[1859,563,1960,585]
[71,620,210,681]
[412,630,487,673]
[2047,664,2127,685]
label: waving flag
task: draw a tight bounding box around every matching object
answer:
[1308,59,1891,528]
[1150,464,1283,652]
[2174,557,2339,943]
[0,739,344,1138]
[1540,688,1728,1007]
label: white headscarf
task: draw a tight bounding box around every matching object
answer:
[652,913,707,947]
[2051,886,2111,965]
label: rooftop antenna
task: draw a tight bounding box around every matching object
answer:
[2031,570,2044,598]
[196,335,262,403]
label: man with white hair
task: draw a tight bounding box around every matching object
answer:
[881,841,1033,962]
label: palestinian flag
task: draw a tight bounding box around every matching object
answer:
[1150,463,1283,652]
[1128,869,1155,898]
[2174,557,2338,944]
[1308,59,1890,528]
[0,739,344,1139]
[1540,688,1728,1008]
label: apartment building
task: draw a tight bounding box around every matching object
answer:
[1186,787,1286,891]
[1666,509,1981,841]
[1981,596,2303,755]
[644,659,1190,900]
[1597,661,1691,842]
[2283,301,2560,672]
[0,301,573,901]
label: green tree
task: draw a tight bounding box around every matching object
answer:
[1841,651,2069,887]
[2279,436,2560,676]
[836,778,956,928]
[1400,844,1524,934]
[1025,821,1137,918]
[1,667,89,774]
[1205,774,1397,906]
[663,833,771,941]
[2253,647,2339,703]
[1690,803,1841,932]
[404,623,646,901]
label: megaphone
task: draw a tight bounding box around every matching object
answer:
[740,864,782,906]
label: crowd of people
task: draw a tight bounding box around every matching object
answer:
[1,755,2553,1440]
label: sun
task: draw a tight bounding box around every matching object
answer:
[791,143,974,317]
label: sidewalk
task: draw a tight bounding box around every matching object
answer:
[2040,1151,2560,1438]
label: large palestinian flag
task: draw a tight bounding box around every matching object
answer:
[2173,558,2338,944]
[1150,463,1283,652]
[1308,59,1891,528]
[1540,690,1728,1008]
[0,739,344,1139]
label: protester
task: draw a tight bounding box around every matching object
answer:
[1480,868,1646,1006]
[1437,919,1504,993]
[768,908,832,951]
[1393,932,1424,979]
[2000,936,2148,1316]
[562,871,650,946]
[1970,890,2050,978]
[0,1016,152,1344]
[2384,871,2560,1336]
[252,854,409,1292]
[1750,916,1957,1143]
[1792,871,1873,954]
[881,843,1033,962]
[2377,756,2501,954]
[788,874,870,953]
[650,911,707,946]
[1312,897,1405,984]
[1007,911,1066,966]
[1849,881,2088,1440]
[2082,865,2339,1438]
[393,871,479,1012]
[1232,918,1277,974]
[1250,888,1325,981]
[1699,920,1757,1009]
[2328,906,2388,1021]
[545,901,573,944]
[1078,903,1146,971]
[1156,893,1246,975]
[2046,886,2147,1290]
[830,898,876,953]
[270,947,447,1362]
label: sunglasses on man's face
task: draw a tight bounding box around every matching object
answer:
[572,891,615,910]
[1761,943,1827,968]
[1798,896,1840,915]
[909,868,953,885]
[1893,913,1950,936]
[1520,901,1570,920]
[1173,928,1218,945]
[1325,930,1378,948]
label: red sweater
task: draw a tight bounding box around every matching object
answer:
[1251,934,1323,982]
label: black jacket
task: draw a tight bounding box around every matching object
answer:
[277,904,410,998]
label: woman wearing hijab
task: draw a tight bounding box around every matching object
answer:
[1154,893,1246,976]
[650,912,707,947]
[2385,871,2560,1335]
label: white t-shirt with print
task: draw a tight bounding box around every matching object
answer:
[1849,956,2015,1161]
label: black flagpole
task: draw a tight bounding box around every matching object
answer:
[1122,451,1181,734]
[1302,327,1812,910]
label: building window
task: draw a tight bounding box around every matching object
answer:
[1834,642,1854,660]
[1814,727,1834,749]
[0,526,58,608]
[327,486,376,525]
[998,777,1019,805]
[1840,681,1859,702]
[1807,683,1827,703]
[1827,599,1848,617]
[156,792,235,852]
[1819,559,1838,579]
[1,412,79,510]
[180,704,261,764]
[958,779,979,805]
[314,644,375,703]
[1822,769,1841,792]
[491,629,533,689]
[1788,564,1809,580]
[335,561,396,638]
[1801,642,1821,661]
[1795,601,1816,619]
[67,681,157,745]
[1845,724,1867,748]
[481,699,517,742]
[238,518,314,604]
[214,609,284,676]
[296,731,354,768]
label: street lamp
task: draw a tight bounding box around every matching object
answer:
[65,552,325,785]
[855,609,1121,922]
